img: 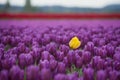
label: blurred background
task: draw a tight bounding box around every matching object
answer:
[0,0,120,13]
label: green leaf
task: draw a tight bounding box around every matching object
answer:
[5,44,11,51]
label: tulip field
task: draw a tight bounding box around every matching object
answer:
[0,20,120,80]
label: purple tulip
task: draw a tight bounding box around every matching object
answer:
[62,35,69,44]
[0,70,8,80]
[55,35,63,44]
[59,45,69,56]
[41,51,50,60]
[22,35,32,45]
[98,39,106,46]
[50,59,58,70]
[17,43,26,53]
[92,38,99,46]
[75,55,83,68]
[40,68,52,80]
[2,57,16,69]
[32,40,39,47]
[83,68,94,80]
[9,66,24,80]
[67,72,79,80]
[56,51,64,61]
[0,43,4,48]
[96,70,107,80]
[113,60,120,71]
[2,36,11,44]
[115,46,120,53]
[75,50,82,57]
[106,45,115,58]
[19,53,33,68]
[67,50,76,66]
[42,34,51,45]
[11,47,19,56]
[92,56,105,70]
[39,60,50,70]
[82,51,91,64]
[31,48,41,60]
[104,58,113,68]
[11,37,18,46]
[96,58,105,70]
[95,48,107,58]
[0,48,4,59]
[26,65,39,80]
[46,42,57,55]
[54,74,67,80]
[78,76,83,80]
[113,53,120,62]
[92,56,101,68]
[57,62,66,73]
[63,57,69,67]
[49,55,55,60]
[109,70,118,80]
[84,42,94,53]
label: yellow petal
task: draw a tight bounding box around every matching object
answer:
[69,36,81,49]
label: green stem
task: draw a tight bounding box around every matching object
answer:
[24,67,26,80]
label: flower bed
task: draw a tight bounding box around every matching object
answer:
[0,20,120,80]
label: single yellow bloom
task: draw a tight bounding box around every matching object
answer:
[69,36,81,49]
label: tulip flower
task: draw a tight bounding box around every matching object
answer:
[54,74,67,80]
[40,68,52,80]
[0,70,8,80]
[69,36,81,49]
[83,68,94,80]
[96,70,107,80]
[9,66,24,80]
[26,65,39,80]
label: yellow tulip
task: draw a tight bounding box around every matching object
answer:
[69,36,81,49]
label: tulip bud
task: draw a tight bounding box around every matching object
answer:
[41,51,50,60]
[19,53,33,68]
[56,51,64,61]
[113,53,120,62]
[2,57,16,70]
[67,72,78,80]
[39,60,50,70]
[42,34,51,45]
[26,65,39,80]
[95,48,107,58]
[63,57,69,67]
[57,62,66,73]
[82,51,91,64]
[59,45,69,56]
[84,42,94,53]
[83,68,94,80]
[55,36,63,44]
[69,36,81,49]
[9,66,24,80]
[75,55,83,68]
[0,70,8,80]
[50,59,57,70]
[31,48,41,60]
[113,60,120,71]
[40,68,52,80]
[109,70,118,80]
[67,50,76,65]
[106,45,115,58]
[96,70,107,80]
[46,42,57,55]
[96,58,105,70]
[54,74,67,80]
[17,43,26,53]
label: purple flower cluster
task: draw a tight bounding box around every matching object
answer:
[0,25,120,80]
